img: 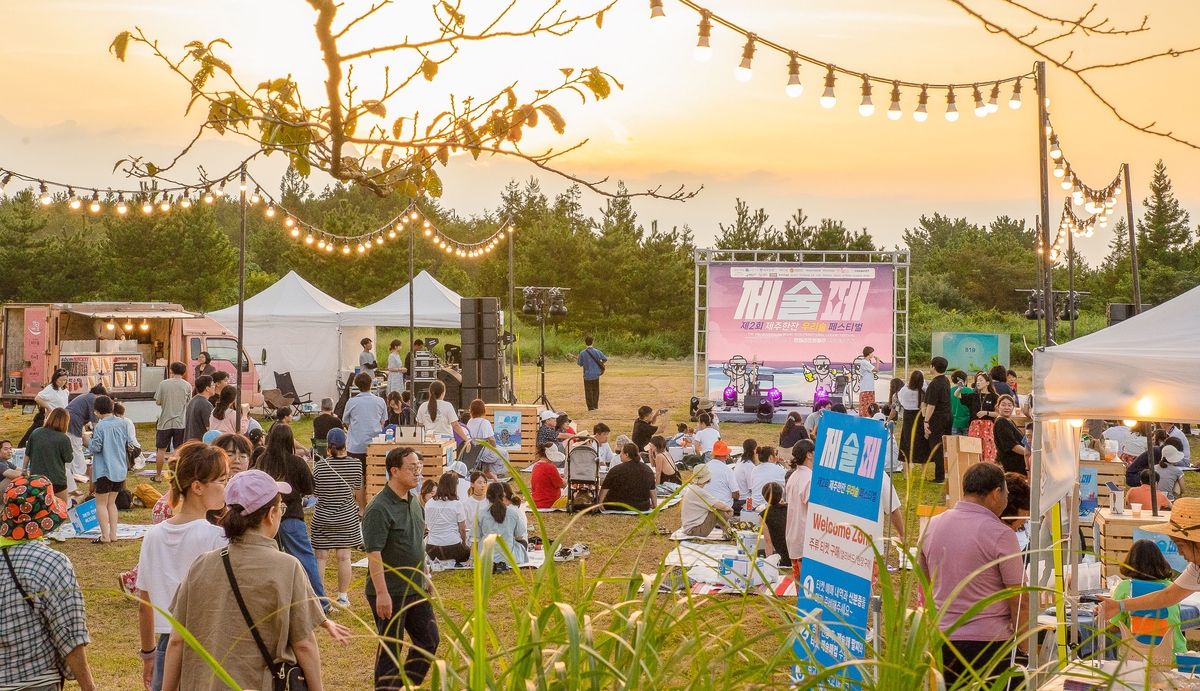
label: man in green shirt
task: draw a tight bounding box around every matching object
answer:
[363,447,439,689]
[949,370,973,436]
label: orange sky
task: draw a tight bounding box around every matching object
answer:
[1,0,1197,263]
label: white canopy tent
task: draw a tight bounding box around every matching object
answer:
[340,270,465,328]
[208,271,373,402]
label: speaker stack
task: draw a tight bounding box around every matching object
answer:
[460,297,504,404]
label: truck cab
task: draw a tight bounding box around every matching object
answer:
[182,318,263,406]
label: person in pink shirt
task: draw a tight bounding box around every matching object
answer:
[919,462,1027,686]
[784,439,815,581]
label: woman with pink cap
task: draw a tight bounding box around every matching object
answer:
[161,469,350,691]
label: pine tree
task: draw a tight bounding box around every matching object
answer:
[1137,160,1194,270]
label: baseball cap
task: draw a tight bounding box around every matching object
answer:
[538,410,558,422]
[225,469,291,516]
[202,430,221,445]
[326,428,348,447]
[712,441,731,457]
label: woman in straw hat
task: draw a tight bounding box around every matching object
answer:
[1099,497,1200,622]
[679,464,733,537]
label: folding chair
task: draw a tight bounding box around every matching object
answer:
[262,389,295,418]
[272,371,312,416]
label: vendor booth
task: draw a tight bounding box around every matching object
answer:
[1030,285,1200,678]
[339,270,465,328]
[208,271,371,403]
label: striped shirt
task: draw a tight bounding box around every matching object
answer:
[310,454,364,550]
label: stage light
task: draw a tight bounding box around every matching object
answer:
[767,388,783,406]
[723,386,738,407]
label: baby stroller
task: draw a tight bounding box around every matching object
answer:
[564,434,601,513]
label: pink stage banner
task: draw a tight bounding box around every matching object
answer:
[706,264,894,387]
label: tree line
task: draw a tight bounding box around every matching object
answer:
[0,161,1194,358]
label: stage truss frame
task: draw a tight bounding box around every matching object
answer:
[692,248,911,399]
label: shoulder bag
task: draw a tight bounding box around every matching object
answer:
[221,548,308,691]
[586,348,606,375]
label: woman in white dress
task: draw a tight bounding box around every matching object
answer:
[385,339,406,395]
[463,398,509,479]
[415,381,469,439]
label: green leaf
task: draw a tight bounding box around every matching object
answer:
[381,146,393,169]
[436,145,449,166]
[539,105,565,134]
[291,155,311,177]
[392,117,405,139]
[585,69,611,100]
[146,163,158,177]
[421,58,438,82]
[425,169,443,198]
[362,99,387,118]
[109,31,132,62]
[344,114,357,137]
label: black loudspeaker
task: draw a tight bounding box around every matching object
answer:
[462,365,480,387]
[743,394,762,414]
[480,359,501,387]
[1106,303,1152,327]
[437,368,462,410]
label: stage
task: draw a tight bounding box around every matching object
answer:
[713,403,813,425]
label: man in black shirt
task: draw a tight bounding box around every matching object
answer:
[598,444,657,512]
[183,375,214,442]
[631,406,667,450]
[922,357,953,484]
[312,397,343,441]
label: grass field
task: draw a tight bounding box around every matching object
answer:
[5,357,1196,688]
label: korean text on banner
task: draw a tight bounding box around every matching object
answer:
[795,412,886,690]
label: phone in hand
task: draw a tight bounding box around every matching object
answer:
[658,407,669,414]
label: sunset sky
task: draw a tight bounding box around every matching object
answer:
[1,0,1198,263]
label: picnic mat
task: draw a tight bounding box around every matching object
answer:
[668,527,728,541]
[56,523,153,540]
[352,548,546,571]
[521,494,683,514]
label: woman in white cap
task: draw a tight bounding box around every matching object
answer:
[680,463,733,537]
[161,469,350,691]
[1099,498,1200,626]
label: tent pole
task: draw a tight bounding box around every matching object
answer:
[508,217,516,403]
[1027,418,1043,675]
[1036,61,1055,344]
[1123,164,1142,315]
[409,205,415,413]
[1067,230,1075,340]
[236,166,246,432]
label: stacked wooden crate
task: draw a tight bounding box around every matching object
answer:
[488,403,547,471]
[1092,507,1172,578]
[364,440,455,502]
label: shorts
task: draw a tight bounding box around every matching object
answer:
[156,428,186,452]
[348,452,367,489]
[95,477,126,494]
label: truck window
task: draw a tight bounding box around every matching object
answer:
[206,338,248,371]
[189,338,202,361]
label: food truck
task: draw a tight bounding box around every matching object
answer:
[0,302,262,409]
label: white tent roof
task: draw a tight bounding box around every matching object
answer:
[340,270,464,328]
[209,270,357,326]
[1033,284,1200,423]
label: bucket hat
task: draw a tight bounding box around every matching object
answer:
[0,475,69,541]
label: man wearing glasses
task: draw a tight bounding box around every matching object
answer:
[363,448,439,689]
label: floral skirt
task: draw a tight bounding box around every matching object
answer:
[858,391,876,416]
[968,419,997,464]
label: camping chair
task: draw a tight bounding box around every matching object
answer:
[262,389,296,418]
[273,371,312,416]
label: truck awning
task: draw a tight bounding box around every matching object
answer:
[63,308,199,319]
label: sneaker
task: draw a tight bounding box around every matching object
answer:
[570,543,590,559]
[553,547,574,562]
[322,603,335,614]
[335,594,351,608]
[492,561,511,574]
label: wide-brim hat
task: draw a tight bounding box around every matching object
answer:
[696,398,714,410]
[0,475,69,541]
[1139,497,1200,543]
[1162,446,1185,466]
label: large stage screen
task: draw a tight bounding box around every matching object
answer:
[705,263,895,404]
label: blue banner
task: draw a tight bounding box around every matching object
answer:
[1079,466,1098,520]
[796,411,886,690]
[1134,528,1190,573]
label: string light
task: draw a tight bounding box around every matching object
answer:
[159,198,171,212]
[694,11,712,62]
[89,192,101,213]
[180,195,192,209]
[649,0,665,19]
[141,197,154,215]
[68,189,81,210]
[987,83,1000,113]
[1009,78,1022,109]
[1049,135,1061,160]
[887,82,902,120]
[819,65,836,108]
[266,203,275,218]
[204,189,215,204]
[250,187,261,204]
[38,183,52,206]
[0,173,11,194]
[734,34,756,82]
[914,85,929,122]
[945,86,958,122]
[785,53,802,97]
[858,74,873,117]
[116,195,128,215]
[972,84,987,118]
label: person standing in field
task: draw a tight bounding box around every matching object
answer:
[154,362,191,482]
[359,337,378,381]
[386,339,407,395]
[576,336,607,412]
[857,346,879,416]
[87,395,129,544]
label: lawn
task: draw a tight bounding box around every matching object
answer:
[6,358,1196,688]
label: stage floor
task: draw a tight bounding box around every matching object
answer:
[715,404,809,425]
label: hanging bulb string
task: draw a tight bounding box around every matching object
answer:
[672,0,1032,90]
[1044,113,1124,204]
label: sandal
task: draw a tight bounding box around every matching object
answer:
[91,538,109,545]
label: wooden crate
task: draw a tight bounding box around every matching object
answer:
[1093,507,1172,577]
[365,440,455,502]
[488,403,546,470]
[1081,460,1125,509]
[945,435,983,509]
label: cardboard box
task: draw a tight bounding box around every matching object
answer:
[945,435,983,508]
[68,499,99,535]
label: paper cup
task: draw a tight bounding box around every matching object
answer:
[1131,503,1142,517]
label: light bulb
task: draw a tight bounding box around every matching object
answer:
[424,228,432,236]
[1049,135,1061,160]
[38,184,52,206]
[973,85,987,117]
[239,179,248,193]
[819,65,837,108]
[1105,196,1116,208]
[1106,206,1114,216]
[216,182,226,197]
[204,190,214,204]
[357,243,365,253]
[285,217,295,228]
[987,83,1000,113]
[89,194,101,213]
[508,225,515,234]
[1061,173,1073,190]
[649,0,664,19]
[140,320,149,332]
[305,233,314,244]
[1053,160,1065,178]
[1009,78,1022,109]
[180,196,192,209]
[325,242,333,252]
[141,199,154,214]
[887,81,902,120]
[290,227,300,238]
[858,75,874,116]
[914,85,929,122]
[1114,184,1123,196]
[266,204,275,218]
[250,188,261,204]
[388,229,396,239]
[734,35,755,82]
[160,199,171,212]
[695,13,712,62]
[445,244,453,254]
[124,320,134,332]
[1044,116,1052,136]
[318,238,326,249]
[377,233,385,244]
[0,173,11,194]
[410,211,419,220]
[365,238,372,248]
[945,86,958,122]
[116,196,128,214]
[343,244,351,254]
[785,53,802,97]
[106,320,115,331]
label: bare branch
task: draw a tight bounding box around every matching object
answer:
[333,0,391,39]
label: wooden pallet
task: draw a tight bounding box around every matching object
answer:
[1093,507,1171,578]
[365,440,456,502]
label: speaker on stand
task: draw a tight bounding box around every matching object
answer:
[461,297,504,405]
